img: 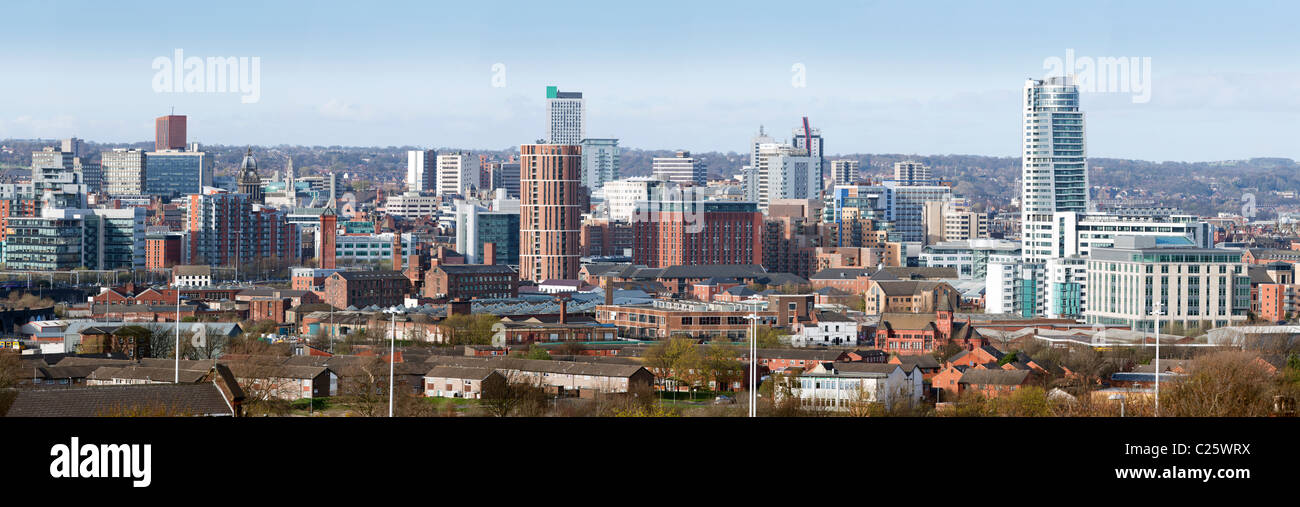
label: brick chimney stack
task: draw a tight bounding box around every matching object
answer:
[391,234,403,271]
[483,242,496,266]
[556,295,568,324]
[604,276,613,306]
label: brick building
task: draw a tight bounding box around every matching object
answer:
[323,271,411,309]
[580,218,635,257]
[519,143,582,282]
[632,200,762,268]
[145,232,184,270]
[424,264,519,300]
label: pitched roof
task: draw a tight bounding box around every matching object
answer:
[4,383,237,417]
[872,267,958,280]
[424,356,649,378]
[879,312,939,331]
[435,264,518,275]
[809,268,872,280]
[957,368,1032,386]
[893,354,941,369]
[173,265,212,277]
[872,280,950,296]
[333,270,409,281]
[87,365,210,383]
[425,366,500,381]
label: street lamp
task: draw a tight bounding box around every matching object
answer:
[383,307,401,417]
[1152,301,1163,417]
[743,296,762,418]
[174,292,187,383]
[1109,393,1127,417]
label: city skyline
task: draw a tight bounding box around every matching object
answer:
[2,1,1298,162]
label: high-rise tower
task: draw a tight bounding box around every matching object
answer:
[519,143,581,281]
[1021,76,1088,262]
[545,86,585,145]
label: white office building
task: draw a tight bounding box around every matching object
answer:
[384,192,440,218]
[407,149,436,193]
[603,176,676,222]
[437,153,473,196]
[1085,236,1250,331]
[546,86,585,145]
[651,151,703,186]
[751,143,820,211]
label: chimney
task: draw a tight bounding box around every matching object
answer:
[448,298,471,316]
[482,242,496,265]
[604,277,614,306]
[556,295,568,324]
[391,234,403,271]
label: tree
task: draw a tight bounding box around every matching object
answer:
[701,342,742,392]
[642,338,702,395]
[338,357,391,417]
[1162,351,1276,417]
[0,350,20,389]
[439,314,501,345]
[480,373,549,417]
[755,326,789,348]
[994,385,1052,416]
[519,344,552,360]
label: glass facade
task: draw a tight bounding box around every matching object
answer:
[145,152,206,198]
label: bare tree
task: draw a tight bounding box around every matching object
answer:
[480,372,549,417]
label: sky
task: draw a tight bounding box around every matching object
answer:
[1,0,1297,162]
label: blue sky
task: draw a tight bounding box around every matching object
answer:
[1,0,1297,161]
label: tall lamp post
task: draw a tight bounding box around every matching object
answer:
[383,307,400,417]
[744,297,761,418]
[174,293,186,383]
[1153,301,1163,417]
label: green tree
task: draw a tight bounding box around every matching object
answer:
[754,326,789,348]
[701,342,742,392]
[643,338,702,394]
[520,344,552,360]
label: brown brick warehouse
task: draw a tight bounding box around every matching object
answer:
[519,143,582,282]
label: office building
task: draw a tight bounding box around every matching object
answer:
[603,176,676,222]
[31,146,91,209]
[102,148,147,197]
[546,86,585,145]
[455,200,520,266]
[3,207,145,271]
[144,150,207,198]
[519,144,581,281]
[155,115,186,151]
[382,192,438,219]
[882,181,952,244]
[488,161,521,198]
[407,149,436,193]
[1085,236,1250,331]
[749,143,820,211]
[437,153,473,196]
[652,151,704,186]
[580,138,620,190]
